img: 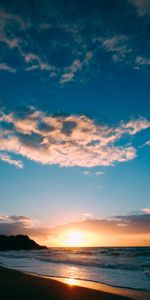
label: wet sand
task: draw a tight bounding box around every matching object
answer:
[0,267,149,300]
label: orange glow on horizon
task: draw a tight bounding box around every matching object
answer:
[31,231,150,248]
[64,230,86,247]
[66,278,76,285]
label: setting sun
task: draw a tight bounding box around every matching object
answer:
[65,230,85,247]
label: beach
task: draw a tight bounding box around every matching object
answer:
[0,267,150,300]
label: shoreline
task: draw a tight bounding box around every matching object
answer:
[0,266,150,300]
[25,272,150,300]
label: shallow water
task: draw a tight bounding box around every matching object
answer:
[0,247,150,291]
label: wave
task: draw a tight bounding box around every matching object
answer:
[0,247,150,291]
[1,247,150,274]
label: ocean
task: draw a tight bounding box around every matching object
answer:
[0,247,150,291]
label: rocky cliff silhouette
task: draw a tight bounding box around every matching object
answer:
[0,235,47,250]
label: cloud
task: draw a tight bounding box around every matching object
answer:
[121,118,150,134]
[0,63,16,73]
[0,10,26,51]
[142,208,150,213]
[1,2,150,84]
[0,108,150,168]
[0,211,150,246]
[82,170,104,176]
[0,153,23,168]
[56,212,150,236]
[24,53,56,74]
[0,10,56,77]
[94,35,132,63]
[134,55,150,71]
[0,213,36,228]
[83,213,93,219]
[129,0,150,16]
[145,140,150,146]
[0,7,91,83]
[82,170,92,176]
[60,51,93,83]
[95,171,104,175]
[140,140,150,148]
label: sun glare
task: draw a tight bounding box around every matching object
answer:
[65,230,85,247]
[66,278,76,285]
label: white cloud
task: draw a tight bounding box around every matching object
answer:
[139,139,150,148]
[0,153,23,168]
[82,170,92,176]
[145,140,150,146]
[0,63,16,73]
[82,170,104,176]
[0,109,149,168]
[95,171,104,176]
[82,213,94,219]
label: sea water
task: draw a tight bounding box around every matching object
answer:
[0,247,150,291]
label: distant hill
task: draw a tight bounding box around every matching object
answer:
[0,235,47,251]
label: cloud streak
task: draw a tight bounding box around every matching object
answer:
[0,153,23,168]
[100,35,132,63]
[60,51,93,83]
[0,108,150,168]
[0,213,36,227]
[0,63,16,73]
[0,210,150,246]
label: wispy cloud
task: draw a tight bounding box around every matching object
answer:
[135,55,150,70]
[0,153,23,168]
[0,108,150,168]
[129,0,150,16]
[121,118,150,134]
[0,10,26,51]
[24,53,56,73]
[0,63,16,73]
[82,170,104,176]
[82,170,92,176]
[95,35,132,63]
[95,171,104,176]
[145,140,150,146]
[1,2,150,83]
[140,140,150,148]
[60,51,93,83]
[82,213,93,219]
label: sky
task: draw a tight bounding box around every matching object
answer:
[0,0,150,246]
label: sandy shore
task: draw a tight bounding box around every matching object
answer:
[0,267,149,300]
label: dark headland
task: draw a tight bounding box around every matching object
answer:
[0,234,47,250]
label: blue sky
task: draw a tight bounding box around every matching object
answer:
[0,0,150,245]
